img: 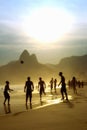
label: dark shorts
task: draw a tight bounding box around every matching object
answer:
[26,91,32,98]
[4,92,10,99]
[61,87,67,93]
[40,88,45,95]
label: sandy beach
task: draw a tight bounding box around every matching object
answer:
[0,86,87,130]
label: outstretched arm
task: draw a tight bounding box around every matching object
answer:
[9,88,14,92]
[8,86,13,92]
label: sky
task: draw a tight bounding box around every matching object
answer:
[0,0,87,65]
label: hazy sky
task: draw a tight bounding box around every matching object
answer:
[0,0,87,65]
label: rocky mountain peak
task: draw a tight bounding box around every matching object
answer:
[19,50,30,60]
[19,50,38,64]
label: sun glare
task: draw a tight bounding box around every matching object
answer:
[23,7,75,43]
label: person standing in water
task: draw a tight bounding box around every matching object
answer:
[24,77,34,109]
[54,78,57,94]
[3,81,13,105]
[3,81,13,113]
[71,76,77,94]
[58,72,68,100]
[49,78,54,94]
[38,77,46,103]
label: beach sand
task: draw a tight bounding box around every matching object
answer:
[0,86,87,130]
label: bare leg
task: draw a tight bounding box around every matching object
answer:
[4,98,7,104]
[30,94,32,109]
[65,92,68,100]
[8,96,10,105]
[26,95,28,110]
[61,89,64,100]
[8,104,11,113]
[40,94,42,101]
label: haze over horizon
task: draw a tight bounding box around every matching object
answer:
[0,0,87,65]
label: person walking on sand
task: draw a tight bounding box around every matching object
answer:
[58,72,68,100]
[71,76,77,94]
[50,78,54,94]
[3,81,13,105]
[3,81,13,114]
[54,78,57,94]
[24,77,34,109]
[38,77,46,103]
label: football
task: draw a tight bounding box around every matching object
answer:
[20,60,24,64]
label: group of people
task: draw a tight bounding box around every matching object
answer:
[3,72,68,110]
[24,76,46,109]
[49,78,57,94]
[68,76,84,94]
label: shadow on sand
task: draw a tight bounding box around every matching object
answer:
[63,100,74,108]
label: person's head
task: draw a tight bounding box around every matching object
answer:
[39,77,42,81]
[72,76,76,80]
[59,72,63,76]
[6,81,9,84]
[27,77,30,81]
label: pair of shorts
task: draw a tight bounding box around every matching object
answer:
[4,92,10,99]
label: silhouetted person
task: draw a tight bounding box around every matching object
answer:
[54,78,57,93]
[3,81,13,105]
[24,77,34,109]
[3,81,13,114]
[50,78,54,94]
[71,76,77,94]
[77,80,81,88]
[58,72,68,100]
[38,77,46,102]
[81,81,84,88]
[68,80,71,89]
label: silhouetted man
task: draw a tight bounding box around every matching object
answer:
[3,81,13,114]
[38,77,46,102]
[3,81,13,105]
[50,78,53,94]
[54,78,57,93]
[71,76,77,94]
[24,77,34,109]
[58,72,68,100]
